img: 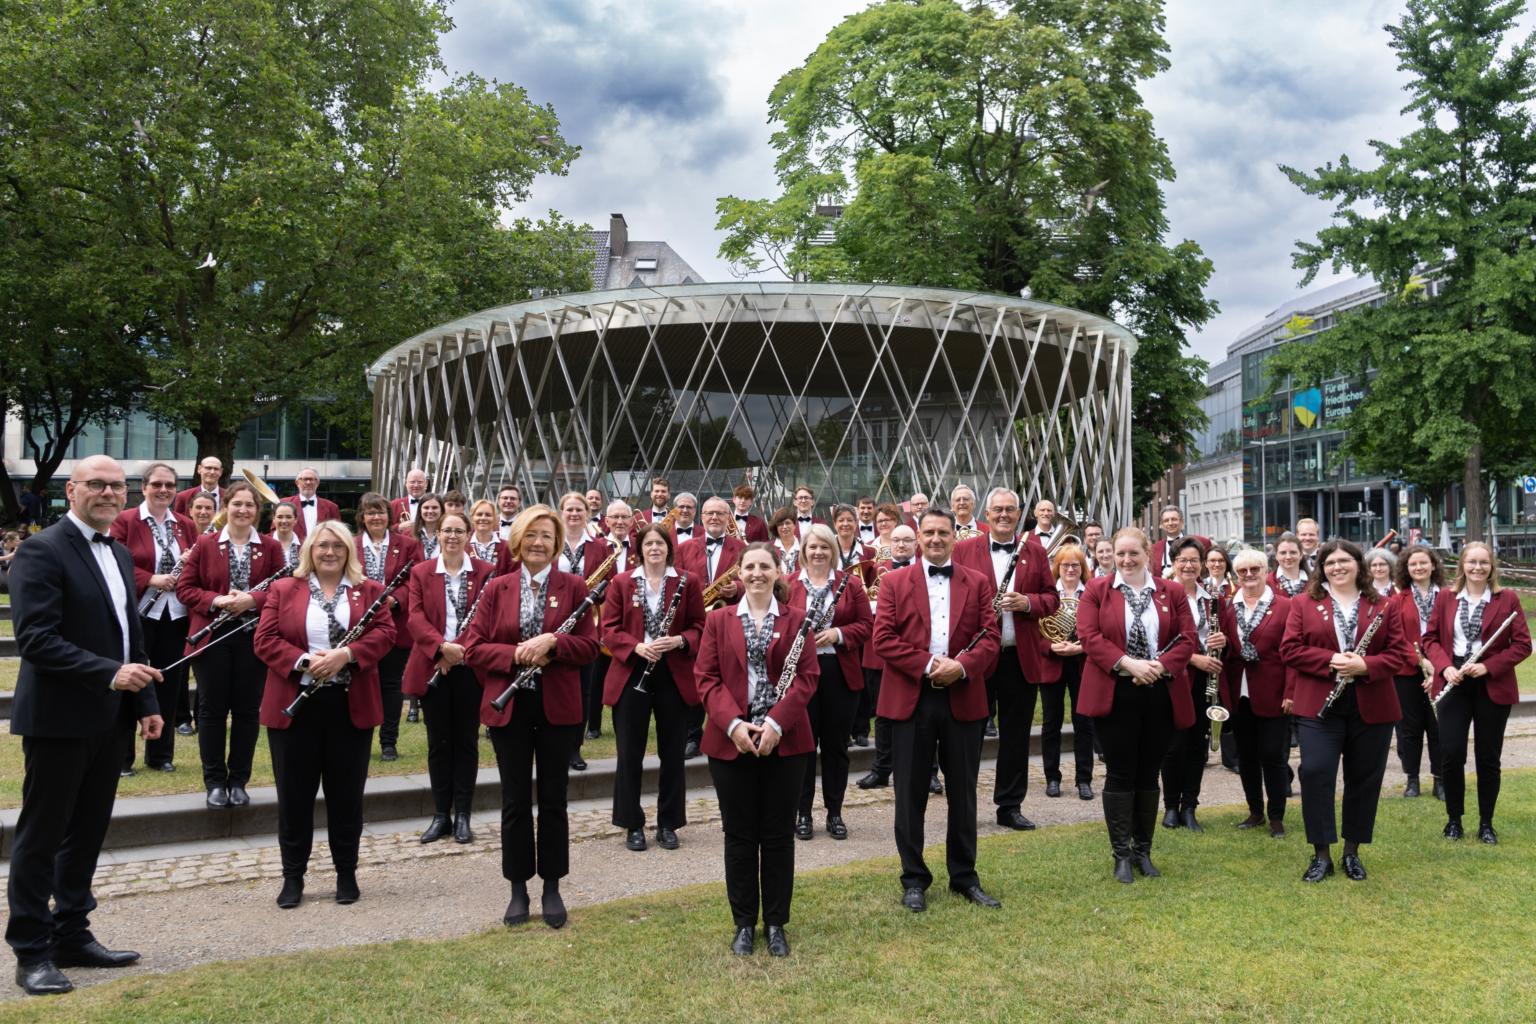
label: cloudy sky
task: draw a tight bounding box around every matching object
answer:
[440,0,1438,364]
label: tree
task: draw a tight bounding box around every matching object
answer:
[0,1,592,474]
[716,0,1215,505]
[1271,0,1536,542]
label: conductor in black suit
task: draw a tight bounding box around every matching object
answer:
[5,455,165,997]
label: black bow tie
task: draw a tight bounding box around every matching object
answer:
[502,520,514,527]
[797,516,812,523]
[892,560,911,568]
[92,532,113,545]
[735,514,748,520]
[706,537,723,547]
[300,499,315,507]
[928,564,952,578]
[676,528,693,537]
[991,541,1016,552]
[409,497,420,504]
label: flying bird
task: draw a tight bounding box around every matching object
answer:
[197,253,217,269]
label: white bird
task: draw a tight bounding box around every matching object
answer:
[197,253,217,269]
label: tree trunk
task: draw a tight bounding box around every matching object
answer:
[194,411,239,489]
[1462,441,1486,543]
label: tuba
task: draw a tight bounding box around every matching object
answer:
[1042,513,1084,559]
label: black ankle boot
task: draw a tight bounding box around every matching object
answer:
[504,881,530,925]
[276,876,304,909]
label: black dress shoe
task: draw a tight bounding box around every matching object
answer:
[1340,853,1366,881]
[1268,819,1286,838]
[656,826,680,850]
[856,771,889,789]
[335,870,360,904]
[206,786,229,809]
[1077,782,1095,801]
[1180,807,1203,833]
[795,814,813,840]
[1045,779,1062,798]
[1478,821,1498,845]
[15,961,72,996]
[951,884,1002,909]
[406,705,419,724]
[852,735,869,748]
[929,775,943,795]
[380,745,398,762]
[276,877,304,909]
[542,885,567,929]
[453,812,473,844]
[1236,813,1264,829]
[1444,819,1464,840]
[569,753,587,771]
[227,785,250,808]
[901,887,927,912]
[625,829,647,851]
[765,924,790,957]
[119,768,136,778]
[683,739,701,759]
[1162,807,1181,829]
[731,926,755,956]
[825,815,848,840]
[420,814,452,844]
[176,723,195,736]
[1432,776,1445,800]
[1301,855,1334,883]
[52,940,141,969]
[1403,775,1421,798]
[586,728,601,741]
[154,763,176,773]
[997,808,1036,831]
[504,883,530,926]
[983,720,998,739]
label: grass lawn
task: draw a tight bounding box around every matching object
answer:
[0,658,14,691]
[11,773,1536,1023]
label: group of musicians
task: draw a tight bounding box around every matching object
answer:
[16,463,1531,987]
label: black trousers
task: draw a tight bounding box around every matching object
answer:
[1436,676,1511,822]
[194,628,265,790]
[1394,674,1441,778]
[709,751,810,929]
[852,680,874,740]
[1096,678,1175,793]
[685,702,706,749]
[990,653,1036,810]
[583,656,608,737]
[799,655,861,817]
[1295,696,1393,845]
[4,729,121,965]
[1161,671,1212,810]
[612,660,690,830]
[891,683,986,891]
[421,666,482,816]
[1040,656,1093,785]
[865,668,894,777]
[490,695,581,882]
[1232,697,1289,820]
[120,612,190,770]
[377,648,408,750]
[267,687,373,878]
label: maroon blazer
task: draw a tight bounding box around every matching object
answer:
[871,561,1001,722]
[390,495,423,525]
[356,531,423,650]
[676,533,747,599]
[110,507,200,596]
[460,568,600,728]
[401,556,495,697]
[1267,571,1309,599]
[636,506,673,525]
[1279,591,1410,723]
[1421,587,1532,705]
[253,576,396,730]
[786,569,874,692]
[733,512,771,544]
[831,540,877,586]
[1031,584,1084,685]
[668,522,704,550]
[568,532,637,584]
[281,494,341,539]
[172,484,223,517]
[600,571,706,706]
[175,532,287,651]
[694,603,819,759]
[953,534,1059,681]
[1149,533,1213,575]
[1076,574,1198,729]
[1217,591,1292,716]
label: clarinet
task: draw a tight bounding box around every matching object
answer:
[1318,602,1388,718]
[767,570,854,708]
[635,572,689,695]
[282,562,414,718]
[992,542,1026,614]
[185,565,296,647]
[490,577,611,711]
[425,571,497,691]
[138,545,195,615]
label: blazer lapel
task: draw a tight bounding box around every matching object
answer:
[65,525,117,612]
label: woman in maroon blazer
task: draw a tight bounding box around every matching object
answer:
[1391,544,1445,799]
[253,521,396,909]
[403,512,494,845]
[600,522,705,852]
[696,542,819,958]
[1219,548,1293,837]
[355,492,422,757]
[1421,541,1533,844]
[1160,537,1228,832]
[1076,527,1196,884]
[1279,539,1410,884]
[176,480,286,810]
[785,524,873,841]
[1034,544,1095,801]
[461,504,599,930]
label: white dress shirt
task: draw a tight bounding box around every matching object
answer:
[1324,586,1360,652]
[297,495,319,534]
[702,530,728,578]
[67,511,131,664]
[631,566,676,641]
[988,540,1019,649]
[436,555,469,642]
[299,580,352,687]
[1234,585,1274,699]
[138,502,187,621]
[922,558,953,676]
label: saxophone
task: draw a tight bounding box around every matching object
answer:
[585,540,622,589]
[702,564,742,610]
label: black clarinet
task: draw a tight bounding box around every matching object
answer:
[1319,604,1387,718]
[635,572,689,695]
[282,562,414,718]
[158,566,297,674]
[426,571,497,690]
[490,577,611,712]
[926,626,993,689]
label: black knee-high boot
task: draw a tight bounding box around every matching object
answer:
[1133,790,1162,877]
[1104,791,1135,884]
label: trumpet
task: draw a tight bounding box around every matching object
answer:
[1038,596,1079,644]
[702,563,742,610]
[726,514,740,538]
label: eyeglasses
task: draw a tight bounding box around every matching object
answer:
[79,480,128,494]
[1235,566,1265,576]
[144,481,177,490]
[438,527,468,536]
[987,506,1020,515]
[1173,557,1202,567]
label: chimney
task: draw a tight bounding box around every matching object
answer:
[609,213,628,257]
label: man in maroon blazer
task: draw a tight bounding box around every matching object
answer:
[873,508,1002,912]
[730,485,771,543]
[677,497,748,758]
[173,456,225,517]
[636,477,671,524]
[281,467,341,540]
[1148,506,1210,579]
[902,492,930,533]
[790,486,826,538]
[390,468,429,526]
[668,493,700,547]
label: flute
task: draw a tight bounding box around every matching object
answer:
[1431,610,1520,712]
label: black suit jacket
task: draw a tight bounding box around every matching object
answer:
[9,518,156,737]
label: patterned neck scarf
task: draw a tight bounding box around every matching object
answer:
[743,609,779,725]
[306,577,352,687]
[563,537,586,571]
[1276,571,1306,598]
[444,567,469,624]
[282,536,300,569]
[1119,583,1153,659]
[519,569,546,642]
[1413,584,1438,632]
[419,532,439,559]
[1458,591,1488,652]
[1331,595,1360,652]
[470,536,499,563]
[146,515,176,573]
[362,535,386,582]
[641,575,669,641]
[226,538,252,591]
[804,576,834,630]
[1234,591,1272,661]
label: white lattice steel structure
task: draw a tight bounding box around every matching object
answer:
[367,283,1137,524]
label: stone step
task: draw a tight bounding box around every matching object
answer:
[0,638,13,659]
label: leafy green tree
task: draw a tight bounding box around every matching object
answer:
[716,0,1215,505]
[1271,0,1536,542]
[0,0,591,473]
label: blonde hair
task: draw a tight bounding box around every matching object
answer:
[1453,541,1502,594]
[507,504,565,559]
[798,523,838,571]
[467,499,497,529]
[1111,526,1150,552]
[295,520,364,584]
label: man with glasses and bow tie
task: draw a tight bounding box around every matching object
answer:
[281,467,340,540]
[679,497,748,758]
[173,456,225,517]
[791,486,825,539]
[669,493,700,546]
[498,485,523,540]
